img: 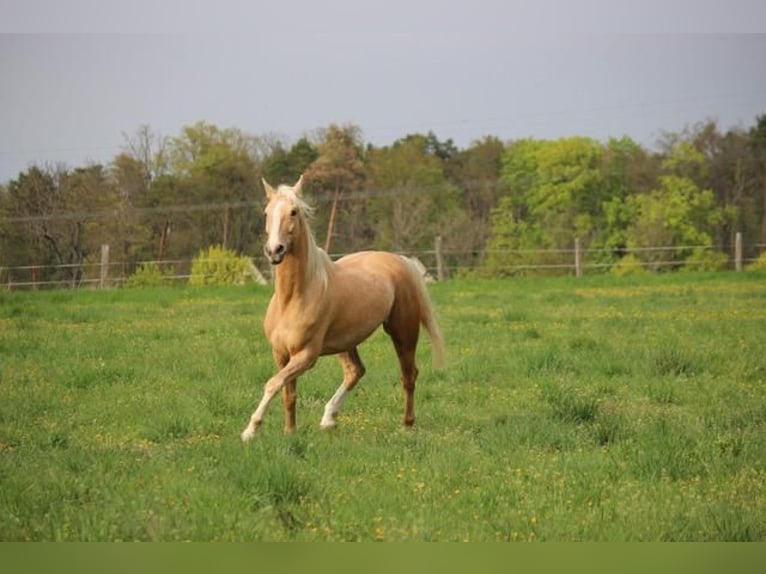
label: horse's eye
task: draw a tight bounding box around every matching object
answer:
[290,208,298,217]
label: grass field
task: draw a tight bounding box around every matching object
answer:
[1,272,764,541]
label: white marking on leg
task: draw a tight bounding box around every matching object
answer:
[321,384,348,428]
[240,426,256,442]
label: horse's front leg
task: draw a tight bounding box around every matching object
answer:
[241,349,317,442]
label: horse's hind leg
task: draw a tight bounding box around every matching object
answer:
[385,319,420,427]
[320,348,365,429]
[396,346,419,427]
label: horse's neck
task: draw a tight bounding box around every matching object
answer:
[273,258,300,303]
[274,229,326,306]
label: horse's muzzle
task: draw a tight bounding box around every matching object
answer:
[265,243,286,265]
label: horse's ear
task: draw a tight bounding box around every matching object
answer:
[262,177,276,200]
[293,174,304,197]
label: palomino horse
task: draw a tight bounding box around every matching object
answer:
[241,176,445,441]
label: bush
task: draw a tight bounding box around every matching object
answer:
[188,246,257,286]
[745,251,766,271]
[682,248,729,272]
[610,254,648,277]
[125,262,174,288]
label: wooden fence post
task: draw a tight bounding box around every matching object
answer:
[100,244,110,288]
[735,232,743,271]
[435,235,446,282]
[574,237,582,277]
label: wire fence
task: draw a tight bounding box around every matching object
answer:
[2,237,764,291]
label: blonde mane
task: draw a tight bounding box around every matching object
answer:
[275,185,330,290]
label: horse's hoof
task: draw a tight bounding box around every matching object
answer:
[241,428,256,442]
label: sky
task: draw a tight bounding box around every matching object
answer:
[1,1,766,184]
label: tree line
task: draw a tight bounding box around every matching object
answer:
[1,116,765,285]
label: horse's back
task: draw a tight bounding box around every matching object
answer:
[330,251,404,312]
[336,251,424,311]
[334,250,405,272]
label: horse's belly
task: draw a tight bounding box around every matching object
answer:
[320,317,383,355]
[328,291,394,349]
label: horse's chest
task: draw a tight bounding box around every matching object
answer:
[264,304,325,354]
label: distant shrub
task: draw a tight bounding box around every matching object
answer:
[188,246,256,286]
[125,262,174,288]
[745,251,766,271]
[682,248,729,272]
[610,254,648,277]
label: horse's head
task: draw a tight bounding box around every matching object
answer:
[262,175,306,265]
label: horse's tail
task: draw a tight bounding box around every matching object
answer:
[403,257,445,369]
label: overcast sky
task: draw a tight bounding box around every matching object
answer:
[1,1,765,183]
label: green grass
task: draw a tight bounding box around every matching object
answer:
[1,273,764,541]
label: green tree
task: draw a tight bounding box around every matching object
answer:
[111,125,172,262]
[110,153,153,262]
[486,137,606,275]
[657,120,760,258]
[532,137,605,247]
[366,136,462,265]
[599,136,659,264]
[2,164,121,286]
[0,178,35,283]
[5,167,62,278]
[262,137,319,185]
[748,115,766,250]
[483,195,541,276]
[121,124,169,185]
[398,131,458,162]
[445,136,507,269]
[624,146,724,271]
[303,124,366,253]
[700,124,753,257]
[165,121,261,256]
[0,182,9,262]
